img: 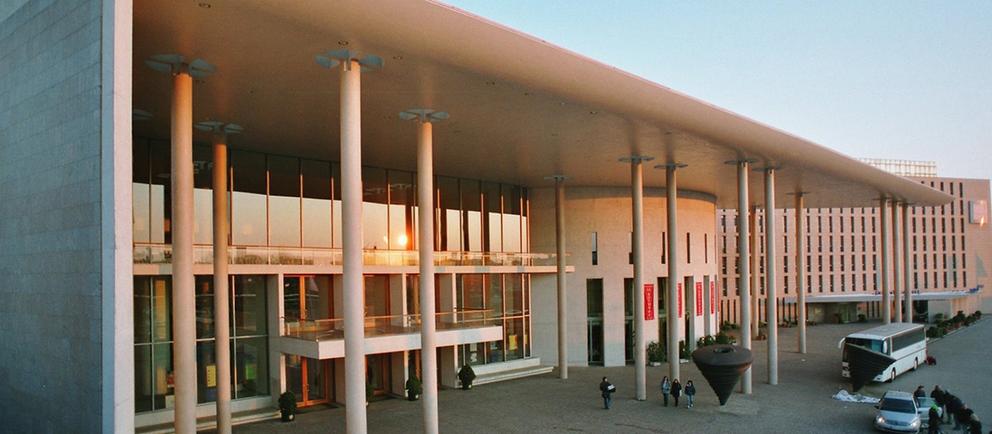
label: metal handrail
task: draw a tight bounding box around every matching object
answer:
[282,309,500,341]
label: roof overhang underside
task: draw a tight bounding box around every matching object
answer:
[132,0,953,209]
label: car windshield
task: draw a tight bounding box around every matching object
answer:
[881,398,916,413]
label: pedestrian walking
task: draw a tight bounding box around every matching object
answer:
[671,379,682,407]
[945,393,960,424]
[967,413,981,434]
[660,376,671,407]
[599,377,616,410]
[915,385,927,399]
[685,380,696,408]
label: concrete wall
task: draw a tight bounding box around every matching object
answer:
[0,0,132,432]
[529,186,719,367]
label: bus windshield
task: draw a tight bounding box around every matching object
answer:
[846,337,883,353]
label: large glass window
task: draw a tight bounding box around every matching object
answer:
[461,180,482,251]
[502,185,522,253]
[483,182,502,252]
[149,142,171,243]
[388,170,414,250]
[231,151,267,246]
[268,156,301,247]
[133,140,151,243]
[193,145,214,245]
[302,160,332,248]
[438,177,461,252]
[363,168,389,250]
[134,274,271,414]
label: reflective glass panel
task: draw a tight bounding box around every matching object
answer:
[193,145,214,244]
[483,182,502,252]
[363,168,389,250]
[152,343,173,410]
[134,345,153,412]
[133,140,150,243]
[461,180,481,251]
[505,317,525,360]
[231,151,267,246]
[195,276,214,339]
[438,177,460,252]
[234,337,269,398]
[388,170,414,250]
[302,160,332,248]
[196,341,216,404]
[234,275,267,336]
[505,274,523,316]
[134,277,152,344]
[269,155,301,247]
[149,142,170,243]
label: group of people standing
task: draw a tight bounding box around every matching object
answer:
[596,376,697,410]
[921,385,982,434]
[660,376,696,408]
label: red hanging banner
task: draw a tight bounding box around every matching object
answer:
[643,283,655,320]
[710,281,717,314]
[695,282,703,316]
[677,282,683,317]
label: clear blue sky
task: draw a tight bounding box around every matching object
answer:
[446,0,992,181]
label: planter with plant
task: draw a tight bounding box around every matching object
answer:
[458,364,476,390]
[278,392,297,422]
[405,375,423,401]
[647,341,665,366]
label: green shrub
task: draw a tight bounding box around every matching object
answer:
[647,341,666,363]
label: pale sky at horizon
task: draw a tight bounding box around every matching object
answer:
[445,0,992,182]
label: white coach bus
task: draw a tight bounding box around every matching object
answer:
[840,323,927,383]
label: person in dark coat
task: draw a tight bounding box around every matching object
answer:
[684,380,697,409]
[915,385,927,399]
[967,414,981,434]
[931,385,946,423]
[945,393,961,424]
[660,376,671,407]
[670,379,682,407]
[599,377,616,410]
[956,404,974,431]
[927,405,941,434]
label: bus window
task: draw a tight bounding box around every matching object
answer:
[846,337,883,353]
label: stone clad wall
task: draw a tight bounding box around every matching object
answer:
[0,0,105,432]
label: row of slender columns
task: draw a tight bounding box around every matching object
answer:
[764,169,779,385]
[892,200,903,322]
[734,161,753,394]
[794,193,806,355]
[628,157,649,400]
[902,204,913,321]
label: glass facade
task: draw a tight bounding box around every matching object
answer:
[133,275,270,414]
[458,273,531,366]
[132,139,529,253]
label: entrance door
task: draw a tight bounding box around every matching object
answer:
[366,354,391,397]
[286,355,331,406]
[284,275,333,322]
[586,279,604,365]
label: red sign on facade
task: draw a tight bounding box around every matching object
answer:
[644,283,655,320]
[677,283,683,317]
[695,282,703,316]
[710,281,716,314]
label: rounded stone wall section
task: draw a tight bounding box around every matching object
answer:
[528,186,720,367]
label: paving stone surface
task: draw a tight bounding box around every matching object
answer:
[230,299,992,433]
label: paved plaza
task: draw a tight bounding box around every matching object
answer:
[232,301,991,433]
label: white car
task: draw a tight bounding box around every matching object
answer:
[874,391,921,433]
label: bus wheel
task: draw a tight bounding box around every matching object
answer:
[912,358,918,371]
[889,369,896,382]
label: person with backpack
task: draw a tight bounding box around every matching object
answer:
[685,380,697,409]
[670,379,682,407]
[599,377,616,410]
[660,376,671,407]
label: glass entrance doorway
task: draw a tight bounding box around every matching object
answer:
[586,279,604,365]
[286,355,331,406]
[366,354,392,397]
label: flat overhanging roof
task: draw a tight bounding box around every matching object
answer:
[132,0,953,209]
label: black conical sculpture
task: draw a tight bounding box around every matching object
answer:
[844,343,895,392]
[691,345,753,405]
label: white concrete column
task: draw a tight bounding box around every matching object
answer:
[880,197,891,324]
[659,161,685,383]
[146,54,214,434]
[750,206,760,340]
[317,49,382,434]
[546,175,568,380]
[764,168,778,385]
[734,160,753,394]
[892,200,902,322]
[794,193,807,354]
[197,121,241,434]
[400,108,447,434]
[902,203,912,322]
[623,156,651,401]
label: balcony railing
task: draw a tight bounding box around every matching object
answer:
[283,309,500,341]
[133,243,561,267]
